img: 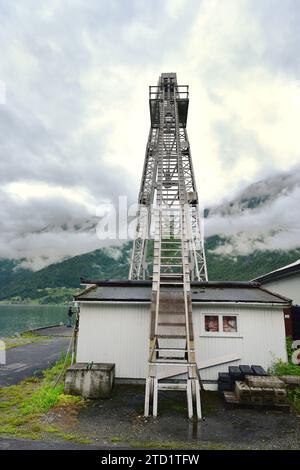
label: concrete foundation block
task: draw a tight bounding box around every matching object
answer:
[64,363,115,398]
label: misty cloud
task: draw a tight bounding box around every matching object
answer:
[0,0,299,268]
[206,169,300,255]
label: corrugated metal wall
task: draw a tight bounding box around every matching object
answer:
[76,302,150,378]
[77,302,287,382]
[263,273,300,305]
[193,304,287,383]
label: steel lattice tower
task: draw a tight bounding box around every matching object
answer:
[129,73,207,419]
[129,74,207,281]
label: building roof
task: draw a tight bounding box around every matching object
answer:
[252,259,300,284]
[76,279,291,305]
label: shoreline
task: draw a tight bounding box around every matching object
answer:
[0,304,69,338]
[0,302,68,306]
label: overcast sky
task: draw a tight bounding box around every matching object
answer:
[0,0,300,268]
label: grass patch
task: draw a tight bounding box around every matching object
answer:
[0,355,89,444]
[43,425,93,444]
[287,388,300,413]
[20,355,83,415]
[269,337,300,376]
[21,383,65,415]
[109,436,124,444]
[269,359,300,376]
[269,337,300,413]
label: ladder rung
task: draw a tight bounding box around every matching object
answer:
[160,273,183,276]
[158,322,186,326]
[161,249,181,251]
[157,311,185,315]
[154,348,194,352]
[149,362,188,366]
[157,383,187,391]
[160,264,182,268]
[160,282,183,285]
[157,356,186,360]
[157,334,187,339]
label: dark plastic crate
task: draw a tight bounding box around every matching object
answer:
[228,366,243,380]
[218,372,232,383]
[239,365,254,377]
[218,381,234,392]
[251,365,268,376]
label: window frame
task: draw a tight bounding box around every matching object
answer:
[201,313,241,338]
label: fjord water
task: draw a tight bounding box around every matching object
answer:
[0,305,67,337]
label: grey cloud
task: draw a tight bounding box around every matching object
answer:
[0,0,299,268]
[206,173,300,255]
[212,119,269,172]
[251,0,300,77]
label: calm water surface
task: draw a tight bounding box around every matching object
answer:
[0,304,68,337]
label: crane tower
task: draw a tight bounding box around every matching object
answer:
[129,73,207,419]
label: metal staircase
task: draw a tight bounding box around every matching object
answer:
[129,73,207,419]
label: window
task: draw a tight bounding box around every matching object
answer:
[223,316,237,333]
[204,314,238,334]
[205,315,219,332]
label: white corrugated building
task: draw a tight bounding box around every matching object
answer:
[253,259,300,339]
[253,259,300,305]
[75,280,290,389]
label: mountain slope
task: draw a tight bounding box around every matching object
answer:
[1,168,300,303]
[205,236,300,281]
[1,238,300,303]
[0,244,132,303]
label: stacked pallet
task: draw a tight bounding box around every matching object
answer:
[279,375,300,388]
[218,364,267,392]
[224,375,289,411]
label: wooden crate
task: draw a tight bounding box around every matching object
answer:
[274,388,287,404]
[235,381,251,401]
[223,391,290,412]
[249,387,263,404]
[245,375,285,389]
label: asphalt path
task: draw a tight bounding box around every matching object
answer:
[0,336,70,387]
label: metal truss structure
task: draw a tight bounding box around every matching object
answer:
[129,73,207,419]
[129,73,207,282]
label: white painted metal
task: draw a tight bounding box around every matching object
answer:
[260,273,300,306]
[186,380,193,418]
[193,304,288,383]
[76,302,150,379]
[153,378,158,417]
[77,301,287,383]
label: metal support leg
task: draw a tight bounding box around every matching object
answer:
[194,379,202,420]
[153,378,158,417]
[144,377,152,417]
[187,379,193,419]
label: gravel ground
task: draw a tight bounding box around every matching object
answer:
[45,385,300,450]
[0,437,108,450]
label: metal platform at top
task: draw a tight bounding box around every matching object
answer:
[149,77,189,129]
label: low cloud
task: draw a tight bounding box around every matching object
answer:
[206,178,300,255]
